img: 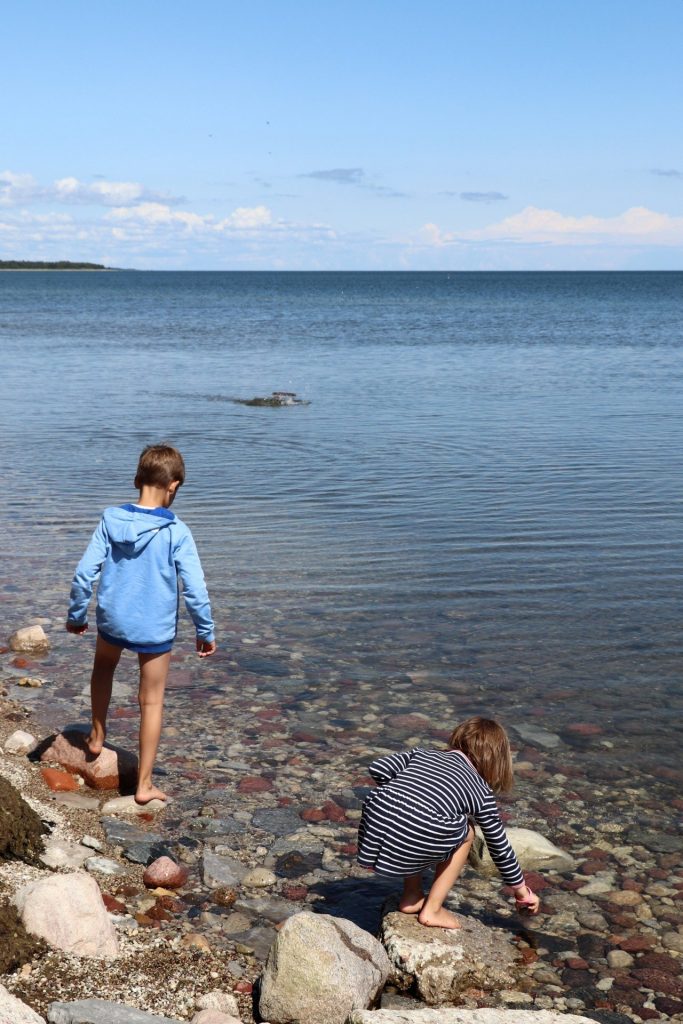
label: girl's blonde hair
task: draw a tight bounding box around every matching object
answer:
[448,717,513,793]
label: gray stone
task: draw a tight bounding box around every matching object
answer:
[662,930,683,953]
[0,984,45,1023]
[237,655,290,677]
[202,850,247,888]
[53,792,101,811]
[380,899,517,1005]
[259,911,390,1024]
[264,832,324,876]
[100,817,170,865]
[469,826,576,876]
[348,1012,600,1023]
[15,872,119,959]
[86,856,127,876]
[232,924,276,960]
[252,807,303,835]
[236,895,301,924]
[195,991,240,1016]
[199,816,244,837]
[47,1000,184,1023]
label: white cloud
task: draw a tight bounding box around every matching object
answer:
[0,170,181,208]
[421,205,683,247]
[218,205,272,230]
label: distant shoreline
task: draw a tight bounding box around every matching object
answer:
[0,261,109,271]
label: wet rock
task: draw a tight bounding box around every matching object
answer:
[259,911,390,1024]
[264,833,324,876]
[237,775,273,794]
[607,949,634,968]
[236,895,301,923]
[252,807,303,835]
[509,723,562,749]
[142,855,189,889]
[242,866,277,888]
[3,728,38,754]
[15,871,119,958]
[9,625,49,654]
[101,794,167,815]
[0,776,46,864]
[47,1000,184,1022]
[18,676,45,687]
[238,655,290,677]
[40,727,138,791]
[0,984,45,1024]
[380,900,517,1005]
[469,826,576,875]
[100,817,169,865]
[202,850,247,888]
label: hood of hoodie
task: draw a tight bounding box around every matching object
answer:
[103,505,175,555]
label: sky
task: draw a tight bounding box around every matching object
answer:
[1,0,682,270]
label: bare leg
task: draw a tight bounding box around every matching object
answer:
[400,873,425,913]
[135,650,172,804]
[418,825,475,929]
[88,635,123,755]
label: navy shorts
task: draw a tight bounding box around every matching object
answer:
[98,630,173,655]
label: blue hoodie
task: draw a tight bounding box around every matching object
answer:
[68,505,214,646]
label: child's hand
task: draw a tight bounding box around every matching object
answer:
[514,884,540,915]
[66,621,88,634]
[196,638,216,658]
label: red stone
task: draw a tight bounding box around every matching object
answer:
[564,722,603,735]
[143,856,189,889]
[638,952,681,974]
[321,800,346,822]
[520,948,538,964]
[300,807,325,822]
[621,878,643,891]
[237,775,273,793]
[282,884,307,901]
[339,843,358,856]
[277,796,294,806]
[233,981,252,994]
[256,708,280,720]
[11,657,30,669]
[524,871,553,891]
[618,935,654,952]
[40,767,80,792]
[40,729,137,791]
[565,957,590,970]
[102,894,127,913]
[632,969,683,997]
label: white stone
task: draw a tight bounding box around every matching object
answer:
[15,871,119,958]
[607,949,634,968]
[101,794,169,815]
[469,826,576,876]
[258,912,390,1024]
[195,991,240,1017]
[81,835,103,851]
[40,838,91,870]
[9,625,49,654]
[0,984,45,1023]
[86,856,127,876]
[3,729,39,755]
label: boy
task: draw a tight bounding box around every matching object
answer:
[66,444,216,804]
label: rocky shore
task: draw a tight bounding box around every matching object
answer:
[1,620,682,1023]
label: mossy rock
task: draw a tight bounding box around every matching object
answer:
[0,901,46,973]
[0,777,46,865]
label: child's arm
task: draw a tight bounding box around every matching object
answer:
[368,749,416,785]
[474,794,526,889]
[174,528,216,652]
[66,518,109,630]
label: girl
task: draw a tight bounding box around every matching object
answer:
[357,716,540,928]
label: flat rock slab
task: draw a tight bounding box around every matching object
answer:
[251,806,303,835]
[40,727,137,791]
[100,817,170,865]
[53,792,101,811]
[202,850,247,888]
[101,795,169,815]
[381,902,517,1005]
[40,838,92,870]
[509,722,562,749]
[469,826,576,876]
[348,1011,600,1023]
[47,1000,184,1023]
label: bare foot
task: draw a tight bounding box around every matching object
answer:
[399,896,425,914]
[86,730,105,756]
[135,785,167,805]
[418,907,462,929]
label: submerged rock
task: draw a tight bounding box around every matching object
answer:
[259,911,390,1024]
[380,900,517,1005]
[9,624,50,654]
[469,826,576,876]
[0,776,46,864]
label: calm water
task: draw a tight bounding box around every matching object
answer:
[1,271,682,776]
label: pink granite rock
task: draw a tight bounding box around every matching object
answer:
[40,728,137,791]
[143,855,189,889]
[15,872,119,958]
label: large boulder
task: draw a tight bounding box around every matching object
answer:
[380,901,517,1005]
[9,624,50,654]
[15,871,119,958]
[0,777,46,864]
[0,984,45,1023]
[40,726,137,791]
[259,912,390,1024]
[347,1011,600,1023]
[469,826,576,876]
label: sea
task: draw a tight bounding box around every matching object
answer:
[1,270,682,782]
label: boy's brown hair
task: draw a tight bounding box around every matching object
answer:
[134,444,186,489]
[448,716,514,793]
